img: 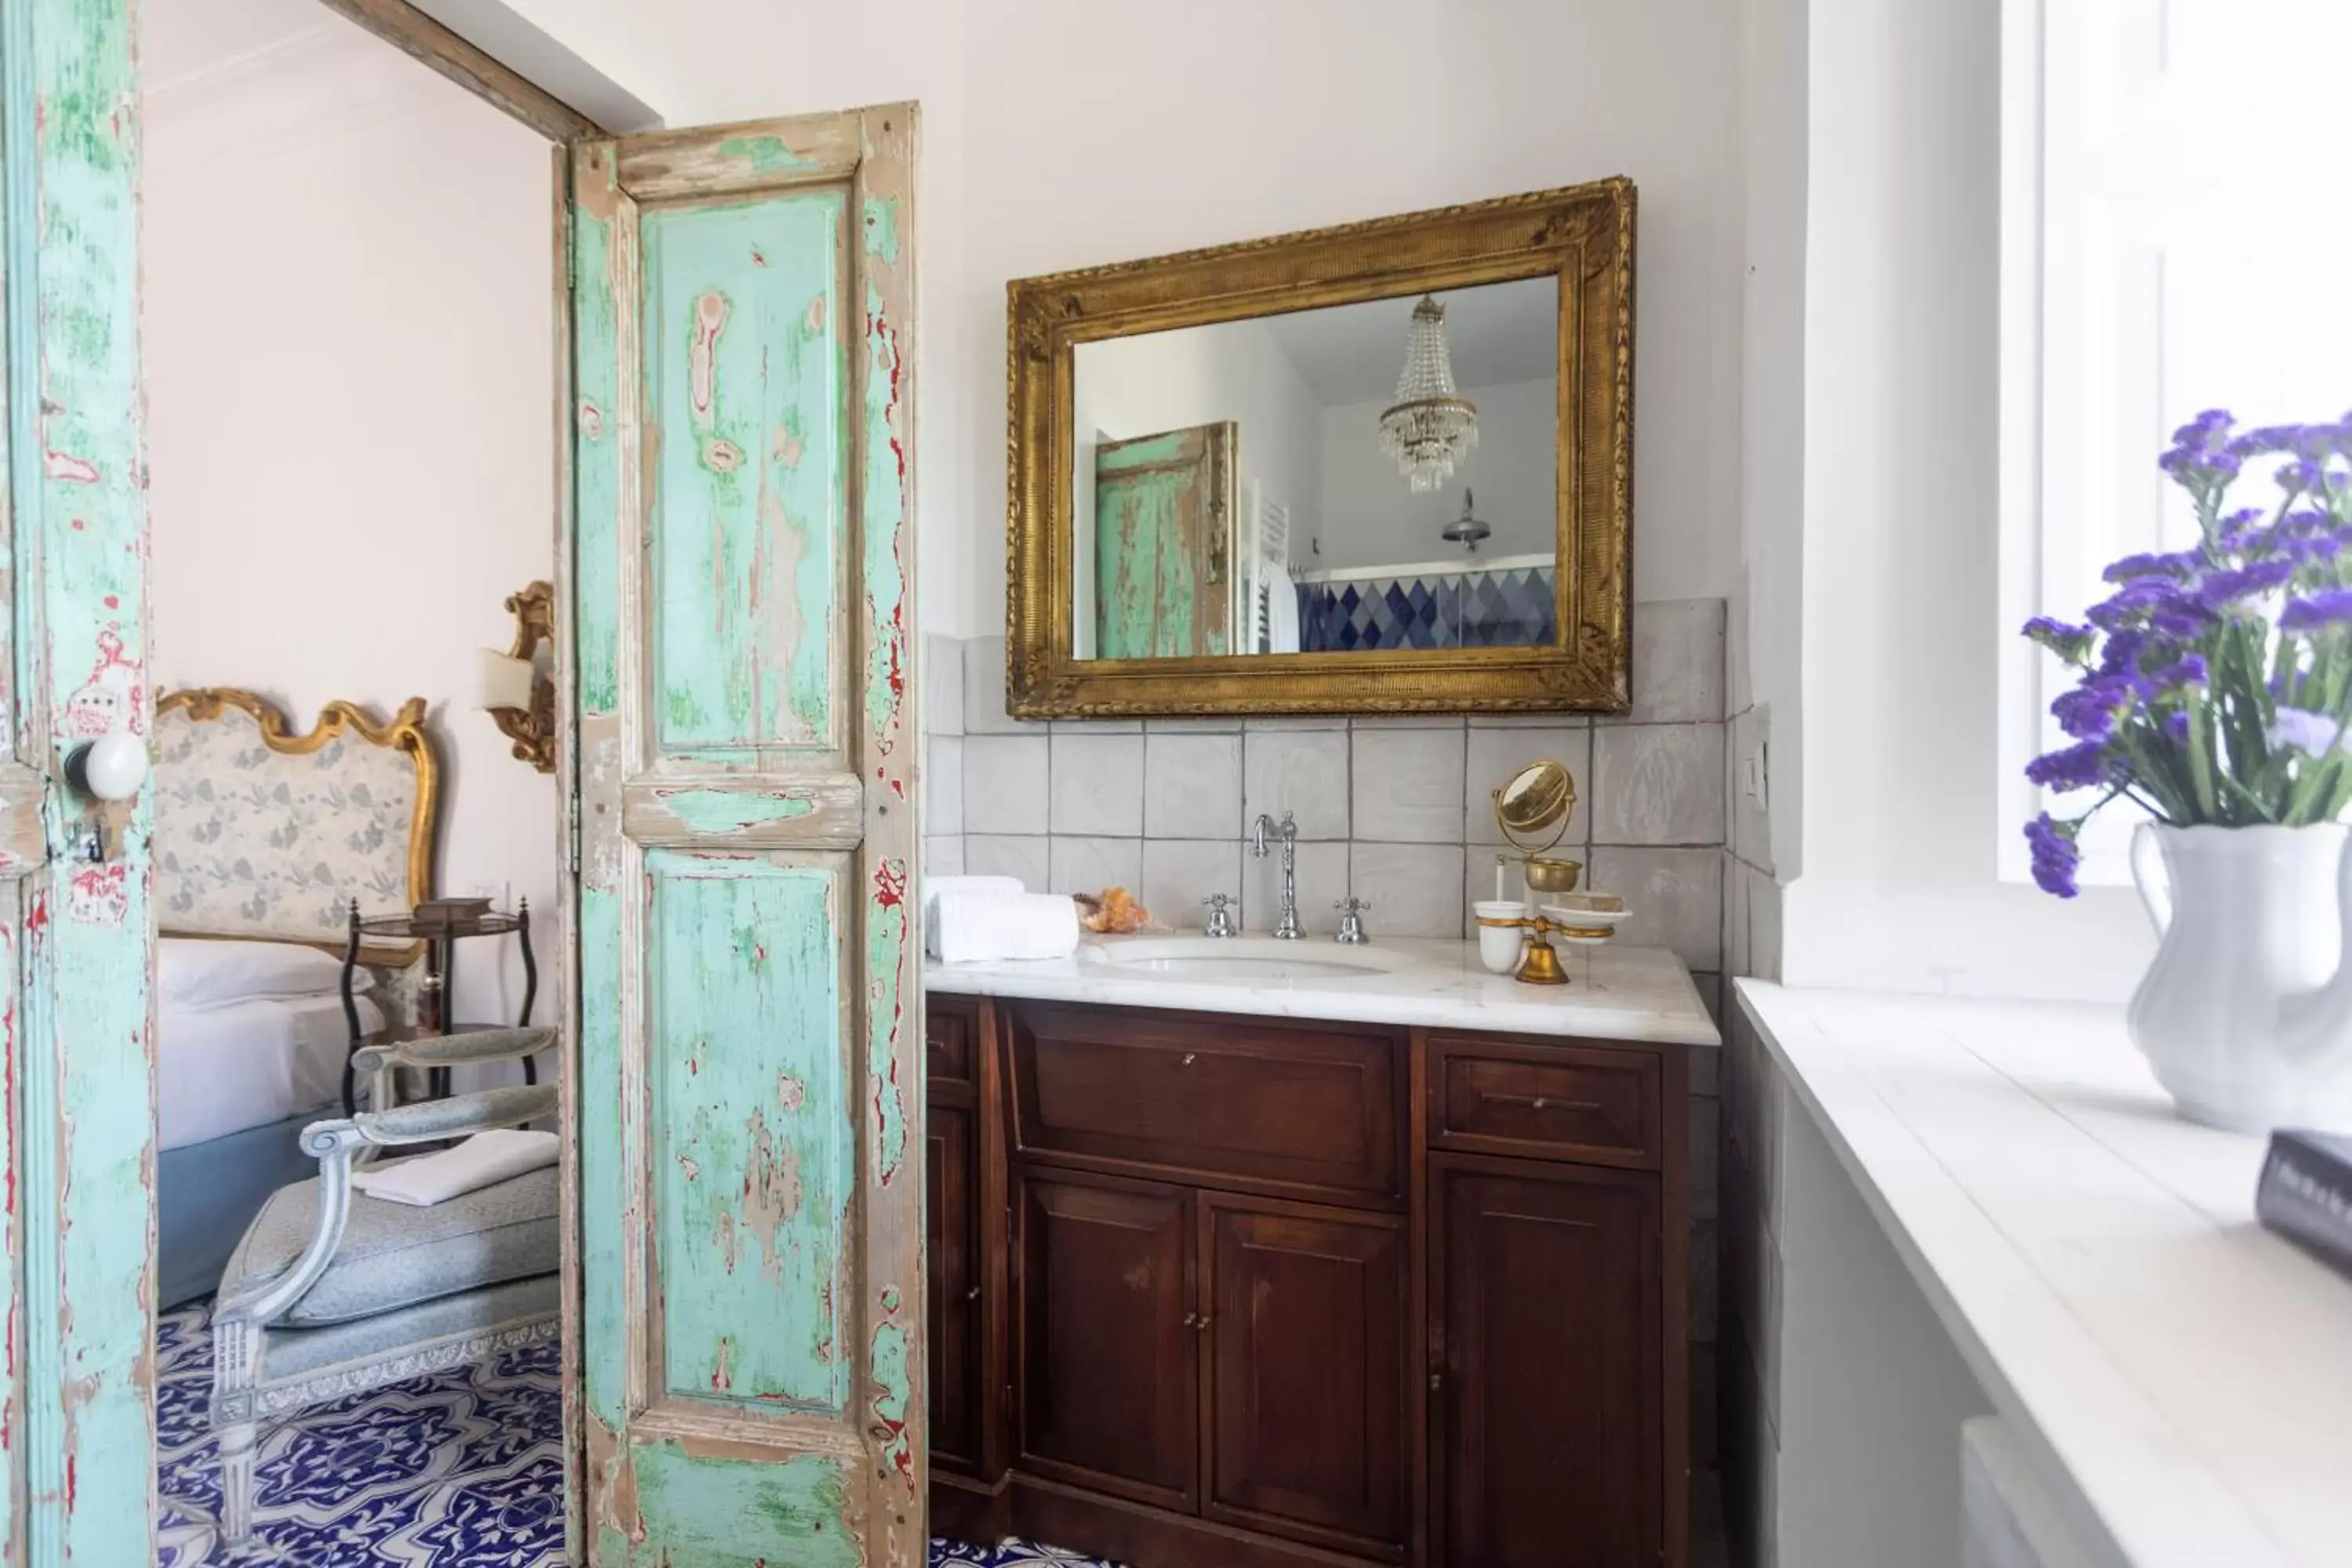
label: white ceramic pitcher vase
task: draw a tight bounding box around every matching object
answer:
[2128,822,2352,1133]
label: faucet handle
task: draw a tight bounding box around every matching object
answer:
[1334,897,1370,946]
[1202,892,1239,938]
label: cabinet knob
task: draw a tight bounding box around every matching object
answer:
[1532,1098,1550,1112]
[1181,1312,1200,1328]
[1193,1313,1212,1333]
[1180,1053,1197,1067]
[1429,1371,1443,1392]
[964,1285,982,1302]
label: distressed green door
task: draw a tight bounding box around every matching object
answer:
[570,107,922,1566]
[1095,420,1235,658]
[0,1,154,1564]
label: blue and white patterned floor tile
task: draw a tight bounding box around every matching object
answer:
[158,1300,1118,1567]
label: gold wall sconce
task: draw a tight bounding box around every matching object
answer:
[475,580,556,773]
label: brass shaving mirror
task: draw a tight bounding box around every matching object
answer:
[1005,179,1636,717]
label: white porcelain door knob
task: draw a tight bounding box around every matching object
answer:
[70,731,148,801]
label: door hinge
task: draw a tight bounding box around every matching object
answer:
[565,790,582,877]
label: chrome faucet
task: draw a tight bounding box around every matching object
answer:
[1251,811,1302,939]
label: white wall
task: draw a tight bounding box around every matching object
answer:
[146,0,560,1026]
[486,0,1747,640]
[1316,378,1555,571]
[1781,0,2154,1000]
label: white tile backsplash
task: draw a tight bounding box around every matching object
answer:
[1049,835,1144,897]
[1589,845,1725,970]
[964,834,1050,890]
[1591,724,1727,846]
[1352,726,1468,844]
[1145,732,1243,839]
[1465,726,1589,847]
[924,837,965,877]
[936,598,1736,949]
[925,735,965,836]
[963,634,1024,735]
[964,734,1051,835]
[1627,597,1728,724]
[1243,728,1352,841]
[1051,732,1145,836]
[1351,841,1468,938]
[1142,840,1245,931]
[924,632,965,738]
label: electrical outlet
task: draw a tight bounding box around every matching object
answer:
[1742,742,1769,812]
[470,880,512,913]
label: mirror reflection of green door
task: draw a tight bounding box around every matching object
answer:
[1094,421,1235,659]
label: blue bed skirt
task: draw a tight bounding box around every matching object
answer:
[158,1105,333,1309]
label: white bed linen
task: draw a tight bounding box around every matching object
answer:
[159,993,383,1152]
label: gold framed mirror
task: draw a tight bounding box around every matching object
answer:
[1006,178,1635,718]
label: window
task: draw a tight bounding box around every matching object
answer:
[2000,0,2352,883]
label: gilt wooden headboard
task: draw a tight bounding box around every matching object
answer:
[153,688,439,965]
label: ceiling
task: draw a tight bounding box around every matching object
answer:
[1259,275,1559,407]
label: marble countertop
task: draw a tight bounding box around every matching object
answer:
[926,935,1721,1047]
[1740,980,2352,1568]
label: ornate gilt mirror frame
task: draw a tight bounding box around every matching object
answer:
[1007,177,1635,717]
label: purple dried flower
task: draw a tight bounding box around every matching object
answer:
[2281,589,2352,632]
[2025,739,2118,793]
[2022,616,2097,664]
[2025,813,2082,898]
[2143,654,2209,690]
[2196,558,2297,610]
[2051,674,2134,742]
[2268,706,2343,756]
[2103,550,2201,583]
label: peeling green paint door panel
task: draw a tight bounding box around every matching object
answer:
[649,851,848,1409]
[572,107,921,1568]
[1094,421,1235,659]
[644,194,844,759]
[2,0,156,1563]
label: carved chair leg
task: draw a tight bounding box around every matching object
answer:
[211,1315,263,1544]
[219,1421,259,1544]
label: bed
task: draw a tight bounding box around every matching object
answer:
[153,688,437,1308]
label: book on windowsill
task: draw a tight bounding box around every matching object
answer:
[2256,1128,2352,1280]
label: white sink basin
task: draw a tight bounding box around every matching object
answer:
[1080,935,1423,983]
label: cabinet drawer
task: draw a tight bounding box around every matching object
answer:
[1429,1036,1660,1169]
[927,1000,974,1085]
[1007,1003,1403,1205]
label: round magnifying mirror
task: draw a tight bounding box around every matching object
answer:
[1493,758,1574,848]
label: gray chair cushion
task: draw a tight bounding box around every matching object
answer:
[223,1165,559,1327]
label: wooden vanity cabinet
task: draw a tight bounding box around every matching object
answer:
[924,996,1690,1568]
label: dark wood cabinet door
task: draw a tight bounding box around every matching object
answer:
[1432,1156,1662,1568]
[927,1097,979,1476]
[1201,1196,1409,1559]
[1016,1171,1198,1512]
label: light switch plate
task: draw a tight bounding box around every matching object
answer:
[1743,742,1769,812]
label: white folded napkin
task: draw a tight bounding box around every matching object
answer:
[923,873,1025,957]
[352,1128,559,1207]
[935,888,1081,965]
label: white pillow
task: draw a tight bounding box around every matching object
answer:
[158,938,347,1009]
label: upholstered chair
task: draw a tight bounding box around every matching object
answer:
[208,1026,561,1544]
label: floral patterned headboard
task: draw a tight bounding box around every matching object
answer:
[154,689,437,963]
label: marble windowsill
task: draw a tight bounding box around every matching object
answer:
[1738,980,2352,1568]
[927,935,1720,1047]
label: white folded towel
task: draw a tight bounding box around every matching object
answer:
[935,888,1081,965]
[924,874,1025,956]
[352,1128,559,1207]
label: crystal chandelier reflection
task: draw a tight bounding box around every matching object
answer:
[1377,294,1479,491]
